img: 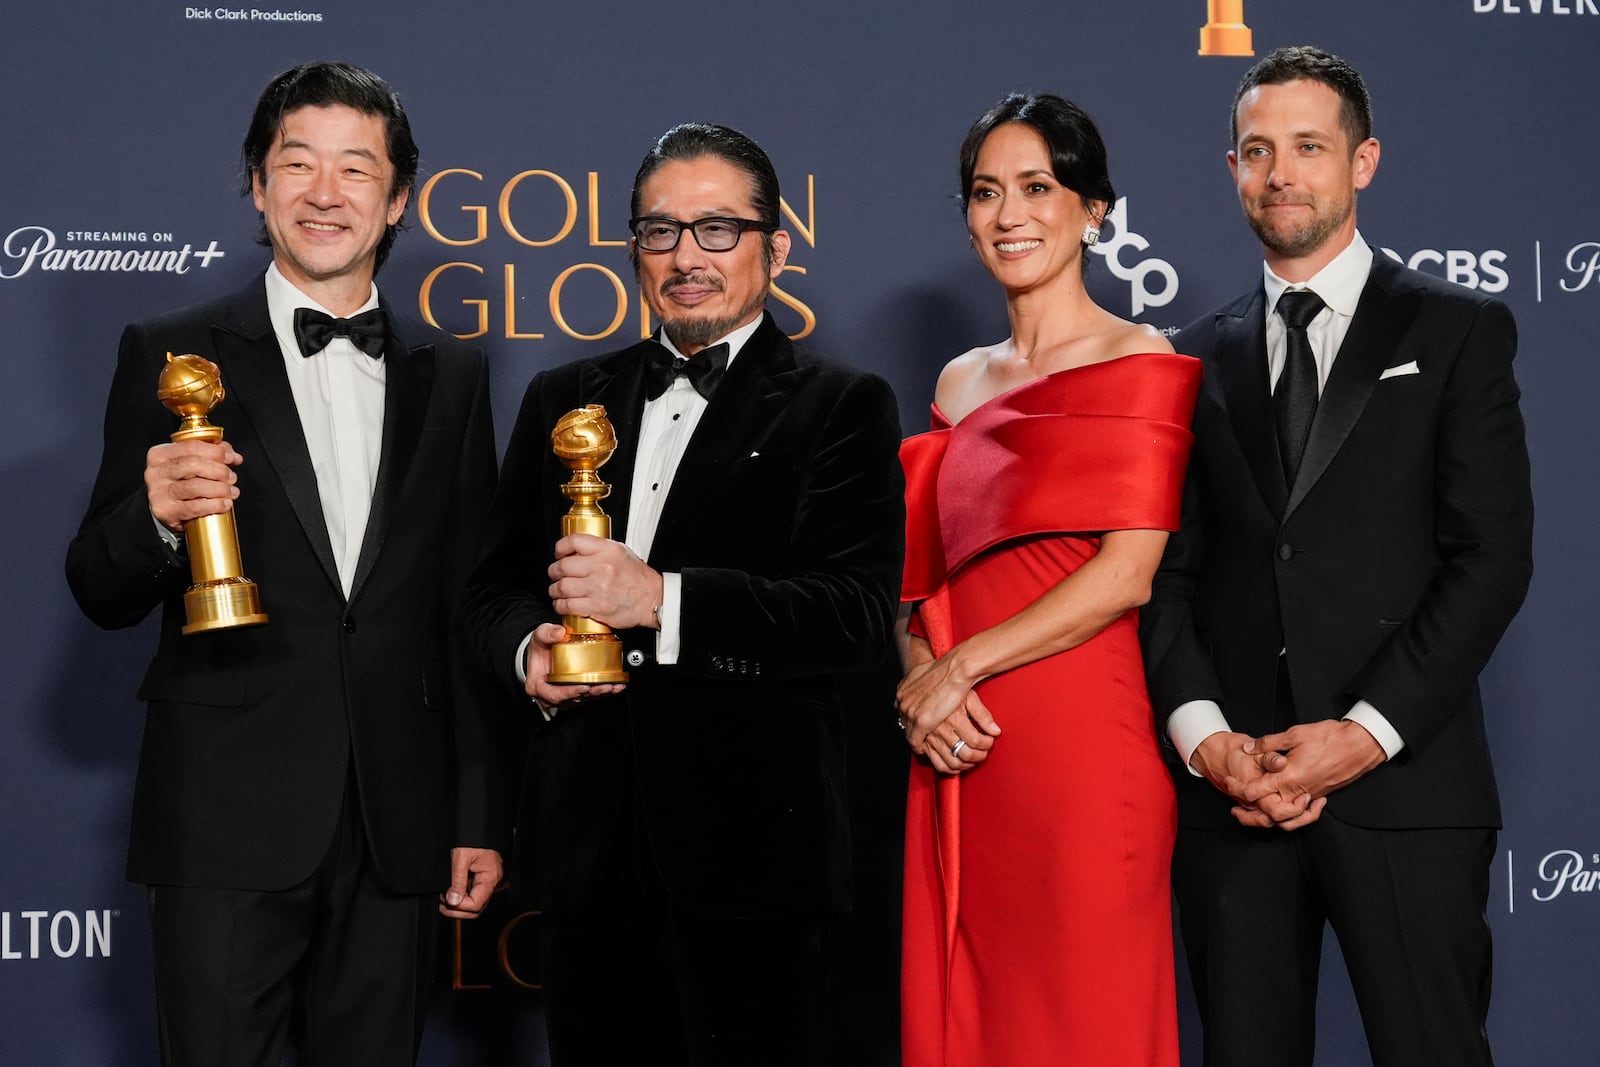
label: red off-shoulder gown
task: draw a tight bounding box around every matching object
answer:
[899,352,1200,1067]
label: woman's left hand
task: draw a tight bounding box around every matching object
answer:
[897,649,969,751]
[898,645,998,752]
[920,691,1002,774]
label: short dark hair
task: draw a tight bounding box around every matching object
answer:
[1231,45,1373,154]
[958,92,1117,220]
[241,61,419,272]
[629,123,781,265]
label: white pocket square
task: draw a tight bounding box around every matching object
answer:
[1379,361,1420,380]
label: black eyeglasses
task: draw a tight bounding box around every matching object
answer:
[629,215,776,252]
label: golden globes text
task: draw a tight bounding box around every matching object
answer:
[415,167,818,342]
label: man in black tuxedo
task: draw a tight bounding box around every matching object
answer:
[464,123,904,1066]
[1141,47,1533,1066]
[65,62,507,1065]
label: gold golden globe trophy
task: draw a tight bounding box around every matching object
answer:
[548,405,629,683]
[157,352,268,635]
[1198,0,1253,56]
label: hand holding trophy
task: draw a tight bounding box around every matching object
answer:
[548,405,628,683]
[157,353,268,635]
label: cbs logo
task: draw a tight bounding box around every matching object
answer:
[1381,247,1508,293]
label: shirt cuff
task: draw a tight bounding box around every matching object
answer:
[655,572,682,665]
[514,632,532,684]
[1344,700,1403,759]
[1167,699,1232,777]
[153,511,182,552]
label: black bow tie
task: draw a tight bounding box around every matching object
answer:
[642,341,729,401]
[293,306,387,360]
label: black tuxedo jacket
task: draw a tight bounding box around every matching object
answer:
[1142,251,1533,831]
[464,313,904,918]
[66,277,509,894]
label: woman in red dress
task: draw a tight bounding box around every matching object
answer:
[897,93,1200,1066]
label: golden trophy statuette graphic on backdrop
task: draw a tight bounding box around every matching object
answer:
[1199,0,1253,56]
[157,353,268,635]
[548,405,628,684]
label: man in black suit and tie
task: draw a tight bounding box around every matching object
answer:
[1141,47,1533,1066]
[66,62,506,1065]
[464,123,904,1066]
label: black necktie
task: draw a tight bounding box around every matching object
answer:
[1273,289,1326,485]
[642,341,729,401]
[293,306,387,360]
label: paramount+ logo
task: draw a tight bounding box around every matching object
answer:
[1506,849,1600,913]
[0,226,226,280]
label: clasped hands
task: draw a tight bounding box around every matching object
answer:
[895,647,1001,775]
[521,533,661,706]
[1194,719,1387,831]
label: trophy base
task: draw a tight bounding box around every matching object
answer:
[1199,23,1252,56]
[183,577,269,635]
[549,634,629,684]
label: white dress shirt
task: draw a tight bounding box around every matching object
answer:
[1167,232,1405,768]
[265,264,386,597]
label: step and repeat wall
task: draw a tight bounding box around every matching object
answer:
[4,1,1595,1063]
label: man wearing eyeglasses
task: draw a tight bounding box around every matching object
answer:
[464,123,905,1066]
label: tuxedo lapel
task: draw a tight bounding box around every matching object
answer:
[349,309,435,599]
[1211,291,1290,516]
[650,317,800,566]
[577,344,652,542]
[1286,259,1419,518]
[210,285,341,592]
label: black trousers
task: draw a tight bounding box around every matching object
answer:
[1172,812,1496,1067]
[540,804,830,1067]
[146,776,437,1067]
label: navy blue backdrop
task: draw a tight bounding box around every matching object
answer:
[4,1,1597,1063]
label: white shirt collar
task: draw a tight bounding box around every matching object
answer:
[1262,230,1374,318]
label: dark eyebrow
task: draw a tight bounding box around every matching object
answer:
[277,139,384,167]
[1241,128,1335,145]
[971,169,1052,184]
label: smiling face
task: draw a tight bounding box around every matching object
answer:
[250,104,409,313]
[631,155,790,355]
[965,122,1102,294]
[1229,78,1379,279]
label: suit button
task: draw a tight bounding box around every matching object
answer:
[711,656,724,670]
[343,617,358,633]
[625,649,645,668]
[1277,544,1293,561]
